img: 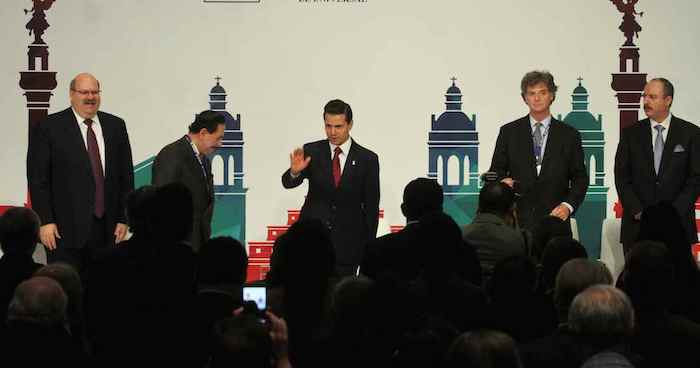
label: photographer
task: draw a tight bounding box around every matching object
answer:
[210,302,291,368]
[462,181,527,286]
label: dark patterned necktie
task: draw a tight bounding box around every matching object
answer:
[84,119,104,218]
[332,146,342,188]
[533,122,543,165]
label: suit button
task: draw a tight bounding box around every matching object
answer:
[331,205,337,211]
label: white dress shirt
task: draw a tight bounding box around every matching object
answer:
[529,114,551,175]
[329,138,353,175]
[72,108,105,175]
[650,113,672,148]
[529,114,573,214]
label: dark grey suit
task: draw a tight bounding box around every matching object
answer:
[282,139,380,274]
[152,136,214,252]
[614,116,700,245]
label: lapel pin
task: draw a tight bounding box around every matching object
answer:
[352,160,356,166]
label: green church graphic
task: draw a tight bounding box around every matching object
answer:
[560,78,608,258]
[132,78,248,243]
[428,78,480,224]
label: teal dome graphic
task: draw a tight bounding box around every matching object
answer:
[561,77,609,259]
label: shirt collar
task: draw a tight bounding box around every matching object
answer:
[71,108,100,126]
[330,137,352,155]
[529,114,552,130]
[651,113,672,130]
[185,135,202,157]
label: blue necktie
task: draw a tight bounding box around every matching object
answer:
[654,124,665,175]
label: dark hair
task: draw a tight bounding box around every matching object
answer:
[150,182,194,244]
[520,70,558,101]
[621,240,674,314]
[489,256,537,299]
[554,259,612,322]
[323,99,353,123]
[444,329,522,368]
[401,178,444,220]
[125,185,158,235]
[197,236,248,286]
[416,212,465,281]
[0,207,40,255]
[650,77,674,100]
[189,110,225,134]
[478,182,515,216]
[531,216,572,261]
[210,315,273,368]
[538,236,588,295]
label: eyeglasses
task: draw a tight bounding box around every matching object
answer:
[71,89,101,96]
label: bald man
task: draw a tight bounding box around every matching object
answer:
[27,73,134,274]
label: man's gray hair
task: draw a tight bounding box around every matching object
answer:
[554,259,613,322]
[7,276,67,325]
[568,285,634,347]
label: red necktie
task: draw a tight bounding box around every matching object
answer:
[84,119,105,218]
[332,146,342,188]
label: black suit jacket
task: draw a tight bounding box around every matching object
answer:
[282,139,380,266]
[27,107,134,249]
[489,116,588,230]
[361,223,422,281]
[152,136,214,252]
[614,116,700,244]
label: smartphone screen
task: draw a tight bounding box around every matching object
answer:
[242,286,266,310]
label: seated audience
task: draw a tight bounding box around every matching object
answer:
[636,201,700,322]
[530,215,572,261]
[462,182,525,285]
[485,255,552,342]
[620,240,700,368]
[1,276,87,367]
[443,329,522,368]
[362,177,443,282]
[568,285,638,367]
[34,262,88,354]
[193,236,248,366]
[87,183,197,367]
[266,219,335,367]
[0,207,43,324]
[520,258,613,368]
[210,303,291,368]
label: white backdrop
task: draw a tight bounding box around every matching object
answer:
[1,0,699,244]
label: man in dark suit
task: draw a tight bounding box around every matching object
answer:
[282,99,380,277]
[490,70,588,231]
[614,78,700,252]
[152,110,224,253]
[360,177,442,282]
[27,73,134,273]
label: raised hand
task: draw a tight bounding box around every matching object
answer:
[289,147,311,176]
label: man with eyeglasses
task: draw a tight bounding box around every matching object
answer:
[489,70,588,234]
[27,72,134,276]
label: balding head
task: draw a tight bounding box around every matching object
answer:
[554,259,613,322]
[568,285,634,349]
[7,276,67,325]
[69,73,101,119]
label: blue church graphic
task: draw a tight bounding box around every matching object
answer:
[428,78,480,224]
[560,77,608,258]
[208,77,248,243]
